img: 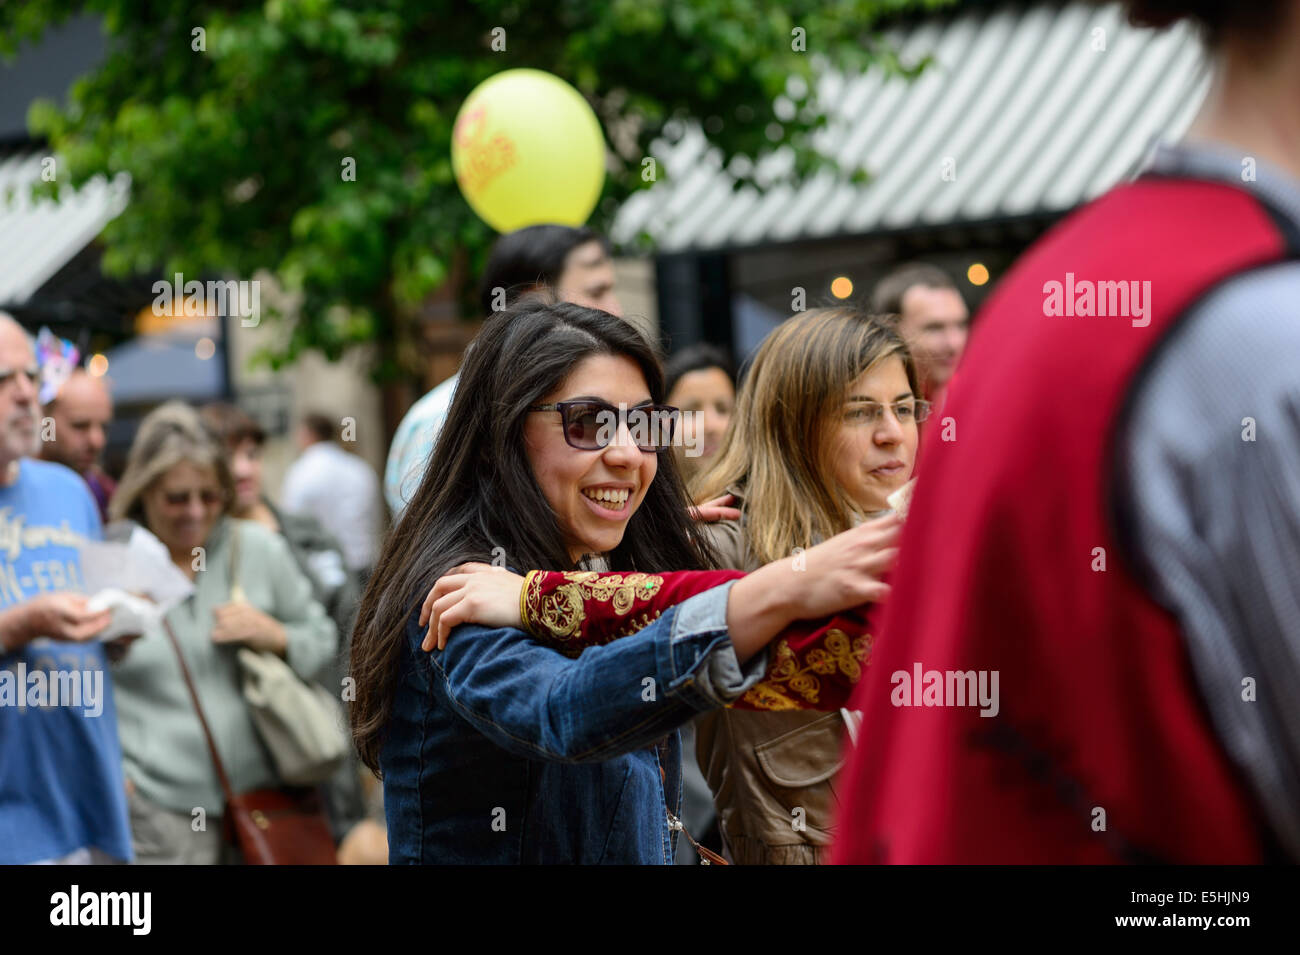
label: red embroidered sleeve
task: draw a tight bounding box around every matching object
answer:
[727,606,873,711]
[518,569,875,710]
[518,569,744,656]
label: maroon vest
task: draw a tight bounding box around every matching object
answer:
[834,177,1296,863]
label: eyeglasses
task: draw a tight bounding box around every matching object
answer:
[0,365,42,390]
[162,489,225,507]
[529,400,680,452]
[843,398,932,426]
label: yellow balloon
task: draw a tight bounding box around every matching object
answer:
[452,69,606,233]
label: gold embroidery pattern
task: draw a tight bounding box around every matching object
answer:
[613,610,662,640]
[739,681,802,711]
[529,571,664,643]
[738,629,872,711]
[522,569,547,636]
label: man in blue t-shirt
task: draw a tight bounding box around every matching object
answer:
[0,313,128,863]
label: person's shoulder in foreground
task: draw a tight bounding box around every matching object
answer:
[7,457,100,524]
[1115,142,1300,859]
[384,375,458,517]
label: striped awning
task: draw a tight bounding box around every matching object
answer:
[0,149,130,305]
[612,1,1210,252]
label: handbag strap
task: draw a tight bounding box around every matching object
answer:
[658,762,729,865]
[162,617,238,808]
[668,810,730,866]
[227,518,247,604]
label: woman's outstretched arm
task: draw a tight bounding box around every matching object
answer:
[426,582,762,763]
[422,517,899,711]
[519,568,746,654]
[517,571,878,711]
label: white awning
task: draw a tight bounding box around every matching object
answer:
[612,1,1210,252]
[0,149,130,305]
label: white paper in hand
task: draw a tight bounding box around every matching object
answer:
[78,527,195,640]
[86,588,168,642]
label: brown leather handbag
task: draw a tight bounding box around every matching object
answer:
[163,619,338,864]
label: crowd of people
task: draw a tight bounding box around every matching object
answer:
[0,317,388,865]
[0,219,954,864]
[2,0,1297,866]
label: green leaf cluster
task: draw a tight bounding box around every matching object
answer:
[3,0,948,378]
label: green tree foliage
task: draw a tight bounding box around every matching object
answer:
[3,0,946,382]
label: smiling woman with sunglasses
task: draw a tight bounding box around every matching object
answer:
[350,299,891,864]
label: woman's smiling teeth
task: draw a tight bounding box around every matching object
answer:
[582,487,631,511]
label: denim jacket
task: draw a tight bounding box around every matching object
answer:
[381,580,766,864]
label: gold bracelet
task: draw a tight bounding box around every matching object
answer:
[519,570,538,636]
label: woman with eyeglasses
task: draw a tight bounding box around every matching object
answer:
[686,308,923,864]
[105,402,338,863]
[350,299,895,864]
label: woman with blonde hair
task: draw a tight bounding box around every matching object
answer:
[107,401,338,863]
[689,307,925,864]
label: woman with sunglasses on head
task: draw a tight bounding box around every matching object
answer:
[105,402,339,863]
[421,308,922,865]
[350,299,896,864]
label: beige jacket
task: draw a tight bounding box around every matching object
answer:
[694,490,845,865]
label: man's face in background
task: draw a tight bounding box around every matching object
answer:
[897,284,969,393]
[0,324,41,465]
[42,372,112,476]
[557,240,623,317]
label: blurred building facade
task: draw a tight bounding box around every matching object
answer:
[2,1,1211,486]
[613,0,1210,362]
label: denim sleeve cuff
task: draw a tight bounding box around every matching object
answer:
[658,582,769,710]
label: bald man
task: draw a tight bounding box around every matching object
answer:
[40,369,116,523]
[0,312,129,863]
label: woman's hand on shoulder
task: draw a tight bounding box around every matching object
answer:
[689,493,741,523]
[419,563,527,652]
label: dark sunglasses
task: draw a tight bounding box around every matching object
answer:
[529,400,680,452]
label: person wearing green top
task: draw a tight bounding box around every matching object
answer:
[106,401,338,864]
[198,400,380,862]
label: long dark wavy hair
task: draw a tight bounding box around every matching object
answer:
[350,299,719,771]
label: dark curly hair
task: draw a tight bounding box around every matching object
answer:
[1119,1,1286,48]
